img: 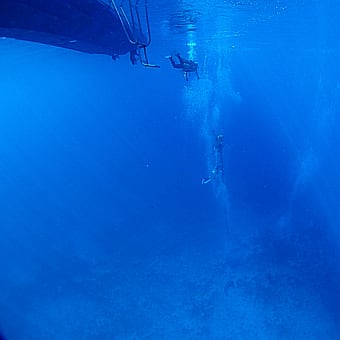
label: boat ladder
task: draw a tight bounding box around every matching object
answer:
[110,0,159,67]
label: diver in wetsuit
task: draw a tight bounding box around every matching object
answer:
[202,134,224,184]
[130,49,139,65]
[167,53,199,81]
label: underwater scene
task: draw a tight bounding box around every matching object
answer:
[0,0,339,338]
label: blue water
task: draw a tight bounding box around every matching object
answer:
[1,0,340,338]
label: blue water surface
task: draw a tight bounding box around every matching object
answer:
[0,0,340,338]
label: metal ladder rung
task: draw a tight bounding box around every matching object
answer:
[110,0,157,67]
[111,0,150,47]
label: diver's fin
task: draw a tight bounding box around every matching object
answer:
[201,177,212,185]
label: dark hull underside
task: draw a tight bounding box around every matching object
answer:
[0,0,136,57]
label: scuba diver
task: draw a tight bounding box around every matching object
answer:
[167,53,199,81]
[202,134,224,184]
[130,49,139,65]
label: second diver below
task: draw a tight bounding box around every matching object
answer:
[167,53,199,81]
[201,134,224,185]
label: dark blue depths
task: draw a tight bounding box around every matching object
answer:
[0,2,340,338]
[227,41,340,332]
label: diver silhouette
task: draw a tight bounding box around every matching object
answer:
[167,53,199,81]
[202,134,224,184]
